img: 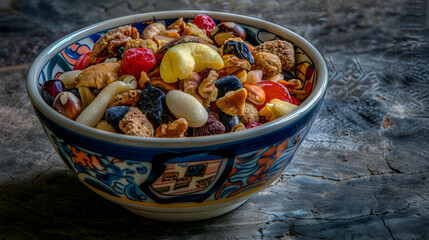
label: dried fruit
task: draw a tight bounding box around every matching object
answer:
[121,48,157,80]
[259,99,298,121]
[42,79,65,107]
[73,51,91,71]
[105,106,131,131]
[216,109,239,132]
[245,121,261,129]
[192,113,225,136]
[139,85,172,127]
[215,75,242,99]
[223,40,254,65]
[193,14,216,37]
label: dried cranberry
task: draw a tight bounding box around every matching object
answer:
[193,113,225,136]
[192,14,216,37]
[246,122,261,129]
[121,48,156,79]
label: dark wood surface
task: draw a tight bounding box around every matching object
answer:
[1,0,428,239]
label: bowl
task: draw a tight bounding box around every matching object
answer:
[26,10,328,221]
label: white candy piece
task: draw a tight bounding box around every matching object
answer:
[76,79,137,127]
[166,90,208,128]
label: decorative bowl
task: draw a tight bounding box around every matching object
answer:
[26,10,328,221]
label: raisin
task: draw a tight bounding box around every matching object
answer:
[105,106,131,131]
[215,75,242,99]
[282,70,295,81]
[193,113,225,136]
[216,109,239,132]
[117,46,125,60]
[139,85,173,128]
[223,40,254,65]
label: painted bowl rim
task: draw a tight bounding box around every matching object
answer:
[27,10,328,148]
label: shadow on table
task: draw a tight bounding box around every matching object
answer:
[0,171,222,239]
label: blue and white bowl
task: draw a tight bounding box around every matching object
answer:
[26,10,328,221]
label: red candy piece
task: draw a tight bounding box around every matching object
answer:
[73,51,91,71]
[121,48,156,79]
[290,96,301,106]
[254,80,292,111]
[192,14,216,37]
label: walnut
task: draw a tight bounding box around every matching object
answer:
[183,72,210,107]
[167,17,186,32]
[141,22,166,40]
[182,23,213,44]
[216,88,247,116]
[239,102,259,125]
[108,90,142,108]
[198,69,219,98]
[253,52,282,76]
[138,71,150,89]
[222,54,251,75]
[119,107,154,137]
[253,40,295,71]
[90,25,139,62]
[123,39,158,56]
[155,118,188,138]
[160,29,181,38]
[76,62,120,89]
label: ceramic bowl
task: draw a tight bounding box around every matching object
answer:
[26,10,328,221]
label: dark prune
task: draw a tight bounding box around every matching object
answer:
[117,46,125,60]
[139,85,173,127]
[215,76,242,99]
[223,40,254,65]
[216,109,239,132]
[70,88,80,99]
[281,70,295,81]
[193,113,225,136]
[42,79,65,107]
[105,106,130,131]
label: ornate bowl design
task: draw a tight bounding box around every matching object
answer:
[27,10,328,221]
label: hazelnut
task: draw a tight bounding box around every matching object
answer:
[53,91,82,120]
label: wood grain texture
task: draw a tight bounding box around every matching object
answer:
[0,0,428,239]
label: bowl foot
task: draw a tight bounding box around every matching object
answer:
[122,200,248,222]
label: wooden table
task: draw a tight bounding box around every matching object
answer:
[1,0,428,239]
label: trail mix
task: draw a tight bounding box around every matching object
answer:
[42,15,306,138]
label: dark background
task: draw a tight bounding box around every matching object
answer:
[0,0,428,239]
